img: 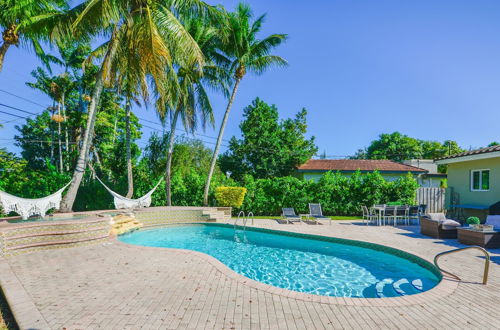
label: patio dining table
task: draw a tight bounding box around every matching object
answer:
[370,205,418,226]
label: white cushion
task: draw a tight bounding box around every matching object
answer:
[428,213,446,222]
[485,215,500,229]
[441,219,461,230]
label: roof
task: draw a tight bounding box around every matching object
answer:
[435,145,500,164]
[297,159,427,173]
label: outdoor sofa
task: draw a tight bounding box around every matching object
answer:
[420,213,461,239]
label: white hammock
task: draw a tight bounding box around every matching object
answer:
[0,182,71,220]
[95,176,162,209]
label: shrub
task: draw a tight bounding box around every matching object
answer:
[215,187,247,207]
[466,216,480,225]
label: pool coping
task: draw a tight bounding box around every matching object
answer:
[114,222,459,307]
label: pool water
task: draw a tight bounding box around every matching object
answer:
[119,224,440,298]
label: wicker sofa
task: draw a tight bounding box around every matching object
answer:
[420,213,461,239]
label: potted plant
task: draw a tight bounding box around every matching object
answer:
[466,216,480,230]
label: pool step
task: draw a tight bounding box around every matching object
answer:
[375,278,428,297]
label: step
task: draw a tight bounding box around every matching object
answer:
[392,279,420,296]
[5,233,110,252]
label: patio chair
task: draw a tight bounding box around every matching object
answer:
[309,203,330,225]
[361,206,377,225]
[395,205,410,226]
[419,213,460,239]
[281,208,301,224]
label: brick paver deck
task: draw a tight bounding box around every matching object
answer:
[2,219,499,329]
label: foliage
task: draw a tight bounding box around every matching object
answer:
[351,132,465,167]
[220,98,317,180]
[466,217,480,225]
[203,2,288,205]
[215,187,247,207]
[237,170,418,216]
[488,142,499,147]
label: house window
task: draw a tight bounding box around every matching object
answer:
[471,169,490,191]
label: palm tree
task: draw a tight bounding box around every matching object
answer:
[59,0,216,212]
[203,3,287,206]
[0,0,66,72]
[164,19,230,206]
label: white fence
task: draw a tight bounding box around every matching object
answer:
[417,187,446,213]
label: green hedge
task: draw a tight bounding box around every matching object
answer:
[238,170,419,216]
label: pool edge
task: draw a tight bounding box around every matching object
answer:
[115,223,459,306]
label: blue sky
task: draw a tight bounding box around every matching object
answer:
[1,0,500,156]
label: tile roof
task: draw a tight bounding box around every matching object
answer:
[435,145,500,161]
[297,159,427,173]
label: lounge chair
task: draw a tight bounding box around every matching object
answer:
[281,208,301,224]
[419,213,461,239]
[309,203,331,225]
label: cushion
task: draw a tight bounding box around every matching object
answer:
[441,219,461,230]
[427,213,446,222]
[485,215,500,229]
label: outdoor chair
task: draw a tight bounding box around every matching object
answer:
[309,203,330,225]
[395,205,410,226]
[384,206,397,226]
[361,206,377,225]
[420,213,460,239]
[281,208,301,224]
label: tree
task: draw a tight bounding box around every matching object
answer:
[488,141,499,147]
[0,0,66,72]
[353,132,465,162]
[60,0,214,212]
[220,98,317,180]
[164,18,229,205]
[203,3,288,205]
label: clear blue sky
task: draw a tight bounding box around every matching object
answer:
[1,0,500,156]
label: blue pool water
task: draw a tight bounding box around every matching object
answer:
[119,224,440,298]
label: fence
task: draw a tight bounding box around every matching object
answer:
[417,187,446,213]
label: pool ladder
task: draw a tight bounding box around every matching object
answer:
[434,246,490,284]
[234,211,254,231]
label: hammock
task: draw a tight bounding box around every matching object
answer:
[95,176,162,209]
[0,182,71,220]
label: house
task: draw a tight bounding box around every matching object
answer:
[296,159,427,182]
[402,159,447,187]
[435,145,500,220]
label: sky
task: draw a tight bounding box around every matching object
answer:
[1,0,500,157]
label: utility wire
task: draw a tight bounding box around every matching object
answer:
[0,89,48,108]
[0,103,38,116]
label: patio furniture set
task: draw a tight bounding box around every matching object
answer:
[361,204,426,226]
[420,213,500,249]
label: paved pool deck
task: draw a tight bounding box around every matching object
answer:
[1,219,499,329]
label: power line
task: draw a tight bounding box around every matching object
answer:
[0,103,39,116]
[0,110,26,119]
[0,89,48,109]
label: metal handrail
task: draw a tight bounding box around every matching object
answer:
[234,211,245,229]
[247,212,254,226]
[434,246,490,285]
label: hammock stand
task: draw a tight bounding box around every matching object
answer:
[94,176,162,209]
[0,182,71,220]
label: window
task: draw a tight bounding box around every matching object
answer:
[471,169,490,191]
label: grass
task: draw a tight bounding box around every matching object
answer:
[0,288,17,330]
[246,215,362,220]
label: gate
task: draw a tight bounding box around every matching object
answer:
[417,187,445,213]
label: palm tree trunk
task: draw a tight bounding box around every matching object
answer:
[0,42,11,73]
[125,97,134,198]
[61,93,69,172]
[203,77,242,206]
[60,28,121,212]
[165,109,180,206]
[57,102,63,172]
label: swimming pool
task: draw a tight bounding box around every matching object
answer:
[119,224,441,298]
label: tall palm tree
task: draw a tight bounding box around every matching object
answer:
[60,0,216,212]
[164,19,230,206]
[203,3,287,206]
[0,0,66,72]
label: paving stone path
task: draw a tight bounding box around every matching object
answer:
[2,219,500,329]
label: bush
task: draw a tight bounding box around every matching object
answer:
[466,216,480,225]
[215,187,247,207]
[238,170,419,216]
